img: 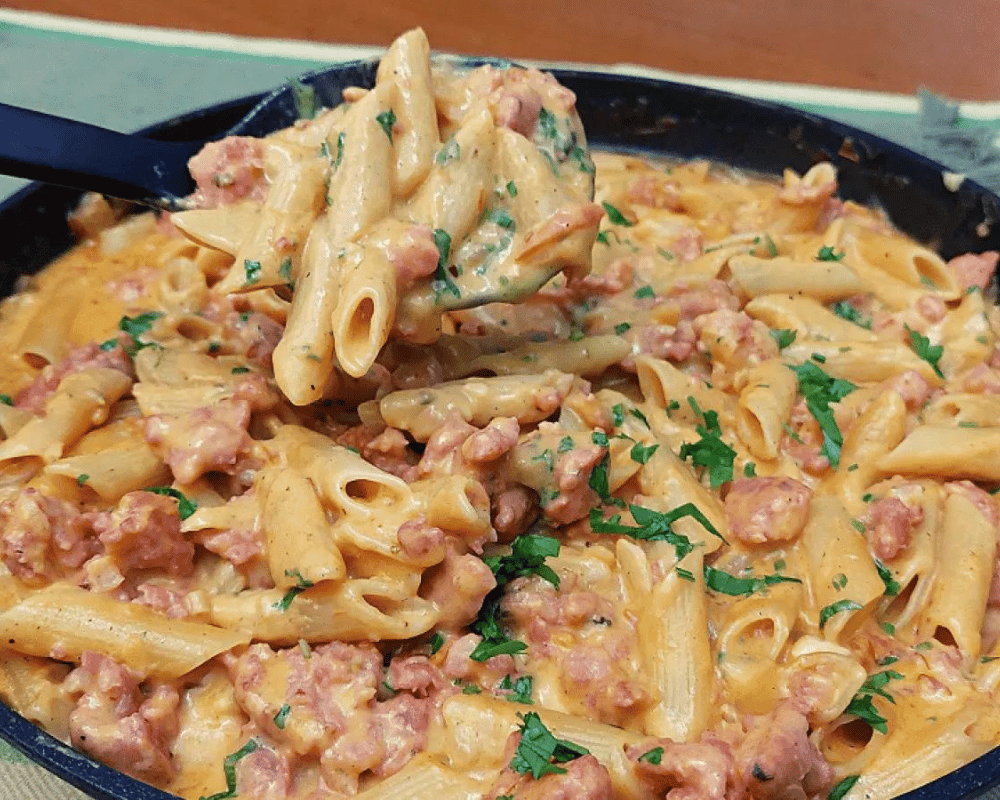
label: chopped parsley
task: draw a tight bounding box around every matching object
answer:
[743,462,757,477]
[531,448,556,472]
[816,245,846,262]
[634,285,655,300]
[830,300,872,330]
[0,394,12,406]
[506,180,518,196]
[273,704,291,730]
[770,328,797,350]
[828,775,860,800]
[498,674,534,704]
[431,228,460,299]
[429,632,445,655]
[509,712,590,779]
[703,566,801,596]
[435,137,460,165]
[279,257,293,283]
[76,473,90,487]
[905,325,945,379]
[231,366,251,374]
[602,201,634,227]
[629,407,650,428]
[678,397,736,488]
[818,598,862,628]
[485,534,561,588]
[333,131,345,168]
[630,441,659,465]
[273,570,314,612]
[557,436,575,453]
[483,207,516,229]
[471,535,560,662]
[589,502,724,559]
[757,234,779,258]
[788,361,856,468]
[588,453,613,502]
[874,559,901,597]
[146,486,198,520]
[200,739,260,800]
[569,145,595,175]
[243,259,262,285]
[676,567,695,582]
[611,403,627,427]
[537,107,560,142]
[638,746,664,765]
[118,311,161,340]
[375,109,397,142]
[844,668,903,734]
[614,322,632,335]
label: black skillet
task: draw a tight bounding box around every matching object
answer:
[1,57,999,800]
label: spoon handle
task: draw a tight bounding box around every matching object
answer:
[0,102,200,209]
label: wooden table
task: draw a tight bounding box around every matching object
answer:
[9,0,1000,100]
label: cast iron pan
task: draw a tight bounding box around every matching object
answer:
[0,58,999,800]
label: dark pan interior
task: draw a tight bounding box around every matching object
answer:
[1,61,999,800]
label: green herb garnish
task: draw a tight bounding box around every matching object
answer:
[678,397,736,488]
[816,245,845,262]
[431,228,460,299]
[147,486,198,520]
[602,201,634,227]
[830,300,872,330]
[819,598,862,628]
[703,566,801,596]
[828,775,860,800]
[509,712,590,779]
[771,328,797,350]
[243,259,262,285]
[630,441,659,465]
[905,325,945,379]
[273,570,314,612]
[788,361,856,468]
[435,137,460,165]
[376,109,397,142]
[273,704,291,730]
[498,674,534,704]
[200,739,260,800]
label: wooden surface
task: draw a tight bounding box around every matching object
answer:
[10,0,1000,100]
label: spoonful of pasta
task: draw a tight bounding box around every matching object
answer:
[167,29,602,405]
